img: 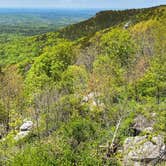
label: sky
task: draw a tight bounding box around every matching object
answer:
[0,0,165,9]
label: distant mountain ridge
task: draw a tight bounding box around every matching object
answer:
[59,5,166,40]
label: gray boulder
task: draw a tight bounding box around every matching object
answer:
[123,135,166,166]
[14,131,30,141]
[20,121,33,131]
[14,120,33,141]
[132,114,155,134]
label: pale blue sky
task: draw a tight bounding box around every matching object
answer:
[0,0,165,9]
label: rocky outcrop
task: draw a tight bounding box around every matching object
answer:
[132,114,156,135]
[123,113,166,165]
[123,135,166,166]
[20,121,33,131]
[14,120,33,141]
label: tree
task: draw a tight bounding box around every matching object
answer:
[0,66,23,133]
[101,28,136,69]
[25,41,76,95]
[60,65,88,94]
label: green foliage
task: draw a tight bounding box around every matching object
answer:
[64,119,97,144]
[59,5,165,40]
[0,5,165,166]
[101,28,136,68]
[25,41,76,94]
[8,144,57,166]
[60,65,88,94]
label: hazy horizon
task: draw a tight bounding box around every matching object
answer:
[0,0,165,9]
[0,5,165,12]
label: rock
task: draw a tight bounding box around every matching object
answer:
[82,96,89,102]
[14,120,33,141]
[144,127,153,133]
[92,101,97,106]
[132,115,155,134]
[20,121,33,131]
[151,113,156,118]
[123,135,166,166]
[14,131,30,141]
[124,22,131,29]
[82,92,96,102]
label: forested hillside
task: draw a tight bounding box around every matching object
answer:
[59,5,166,39]
[0,5,166,166]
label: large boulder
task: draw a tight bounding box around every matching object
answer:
[14,120,33,141]
[123,135,166,166]
[132,114,155,135]
[20,121,33,131]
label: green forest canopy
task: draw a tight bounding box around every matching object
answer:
[0,5,165,166]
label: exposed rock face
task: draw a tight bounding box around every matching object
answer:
[123,135,166,166]
[14,120,33,141]
[132,114,155,134]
